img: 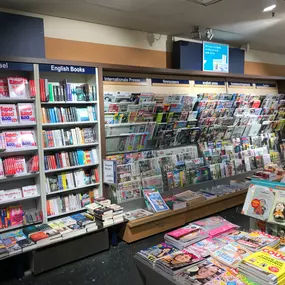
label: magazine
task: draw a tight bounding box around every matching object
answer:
[144,190,169,212]
[174,259,226,285]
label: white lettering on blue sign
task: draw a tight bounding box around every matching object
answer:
[229,82,252,87]
[50,65,86,73]
[0,63,8,69]
[162,80,180,84]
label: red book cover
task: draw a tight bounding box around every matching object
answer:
[39,79,46,102]
[0,79,9,98]
[51,156,57,169]
[29,80,36,98]
[94,168,99,182]
[30,232,49,242]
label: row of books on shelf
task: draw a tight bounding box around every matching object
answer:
[47,189,100,217]
[42,127,97,148]
[0,103,35,124]
[0,212,98,258]
[0,156,39,177]
[136,215,283,285]
[0,130,36,149]
[40,79,97,102]
[0,206,42,230]
[0,77,35,99]
[45,167,100,193]
[41,106,97,124]
[44,148,99,171]
[0,185,38,203]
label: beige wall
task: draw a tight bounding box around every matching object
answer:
[1,7,285,75]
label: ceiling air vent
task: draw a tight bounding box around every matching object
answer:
[185,0,223,6]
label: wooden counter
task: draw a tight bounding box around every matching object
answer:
[120,189,247,243]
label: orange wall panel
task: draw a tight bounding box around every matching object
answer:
[245,61,285,76]
[45,37,171,68]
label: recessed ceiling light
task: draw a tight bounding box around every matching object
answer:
[263,4,276,12]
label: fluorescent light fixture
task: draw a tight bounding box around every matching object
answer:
[263,4,276,11]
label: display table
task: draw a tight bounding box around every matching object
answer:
[120,190,247,243]
[134,255,178,285]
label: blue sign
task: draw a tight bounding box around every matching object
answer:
[228,82,253,87]
[203,42,229,73]
[39,64,95,74]
[256,83,277,88]
[103,76,146,84]
[151,78,189,85]
[194,80,225,86]
[0,62,33,71]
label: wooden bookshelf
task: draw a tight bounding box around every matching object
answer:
[120,189,247,243]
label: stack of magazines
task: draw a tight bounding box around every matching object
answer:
[164,225,208,250]
[155,250,203,277]
[238,246,285,285]
[137,242,178,266]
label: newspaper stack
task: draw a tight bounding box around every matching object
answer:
[238,247,285,285]
[164,224,208,250]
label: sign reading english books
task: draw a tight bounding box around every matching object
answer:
[203,42,229,73]
[194,80,225,87]
[0,62,33,71]
[151,78,190,86]
[39,64,96,74]
[103,76,147,85]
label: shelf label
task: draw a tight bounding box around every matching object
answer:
[256,83,277,88]
[228,82,253,88]
[39,64,96,74]
[0,62,33,71]
[103,76,147,85]
[194,80,225,87]
[151,78,190,86]
[103,160,117,184]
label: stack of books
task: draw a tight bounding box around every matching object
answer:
[174,190,205,207]
[86,200,124,226]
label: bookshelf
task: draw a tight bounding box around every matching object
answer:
[0,62,42,233]
[38,63,102,222]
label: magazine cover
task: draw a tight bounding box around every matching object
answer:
[157,250,202,271]
[241,246,285,282]
[174,260,226,285]
[138,243,178,264]
[242,183,275,221]
[144,190,169,212]
[268,189,285,225]
[211,242,252,268]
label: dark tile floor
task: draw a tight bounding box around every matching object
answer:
[1,207,249,285]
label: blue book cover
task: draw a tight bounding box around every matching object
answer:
[145,191,169,212]
[76,108,89,121]
[92,106,97,120]
[77,150,85,165]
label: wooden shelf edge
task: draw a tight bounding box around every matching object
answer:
[120,189,247,243]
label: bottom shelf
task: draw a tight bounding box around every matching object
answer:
[120,189,247,243]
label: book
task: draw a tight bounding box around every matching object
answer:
[144,189,169,212]
[123,209,153,221]
[18,103,36,124]
[242,183,275,221]
[7,77,28,98]
[0,104,18,124]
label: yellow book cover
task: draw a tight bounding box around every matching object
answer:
[62,174,67,190]
[242,246,285,282]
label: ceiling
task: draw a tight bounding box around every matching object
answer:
[0,0,285,53]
